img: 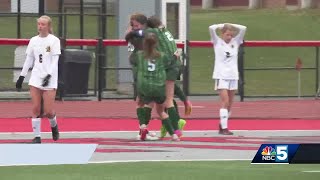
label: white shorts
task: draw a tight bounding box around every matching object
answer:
[28,72,58,90]
[214,79,238,90]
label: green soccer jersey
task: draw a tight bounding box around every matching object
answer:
[131,51,172,97]
[145,27,177,55]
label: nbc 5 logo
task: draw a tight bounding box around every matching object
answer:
[275,145,288,162]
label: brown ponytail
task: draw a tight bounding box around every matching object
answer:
[143,33,160,60]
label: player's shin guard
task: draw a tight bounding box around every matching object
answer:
[162,118,174,136]
[137,107,146,126]
[144,107,152,125]
[167,107,179,130]
[173,99,180,119]
[32,117,41,137]
[220,108,229,129]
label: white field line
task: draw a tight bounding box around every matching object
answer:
[0,130,319,135]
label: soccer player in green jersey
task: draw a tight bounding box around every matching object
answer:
[128,16,192,137]
[125,13,158,140]
[130,32,180,141]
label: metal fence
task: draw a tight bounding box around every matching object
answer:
[1,0,319,100]
[1,38,319,101]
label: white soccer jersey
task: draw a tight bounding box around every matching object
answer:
[26,34,61,89]
[209,24,246,80]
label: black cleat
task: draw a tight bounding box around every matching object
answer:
[219,128,234,135]
[32,137,41,144]
[51,125,60,141]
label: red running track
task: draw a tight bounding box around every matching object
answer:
[0,118,319,132]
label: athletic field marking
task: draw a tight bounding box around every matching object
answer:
[178,105,204,108]
[0,159,251,167]
[251,163,289,165]
[90,159,251,164]
[302,171,320,173]
[0,130,319,135]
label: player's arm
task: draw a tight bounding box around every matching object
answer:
[230,23,247,44]
[43,38,61,87]
[47,38,61,76]
[125,30,145,42]
[16,39,35,90]
[209,24,224,44]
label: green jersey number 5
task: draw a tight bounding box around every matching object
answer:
[148,61,156,71]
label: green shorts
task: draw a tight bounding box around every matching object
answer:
[139,94,166,105]
[138,85,166,104]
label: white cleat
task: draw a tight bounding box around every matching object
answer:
[172,134,180,141]
[136,132,159,141]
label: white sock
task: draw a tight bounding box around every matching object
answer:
[49,115,57,127]
[32,118,41,137]
[220,108,229,129]
[140,124,147,130]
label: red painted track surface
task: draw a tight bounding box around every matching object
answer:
[0,118,319,132]
[0,99,319,119]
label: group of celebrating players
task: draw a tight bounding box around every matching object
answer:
[15,12,246,143]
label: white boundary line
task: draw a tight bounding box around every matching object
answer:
[177,105,204,108]
[0,130,319,135]
[0,159,251,167]
[90,159,251,164]
[251,163,289,165]
[302,171,320,173]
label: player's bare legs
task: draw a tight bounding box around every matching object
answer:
[218,89,233,135]
[29,86,43,143]
[43,89,59,141]
[156,103,179,141]
[227,90,236,117]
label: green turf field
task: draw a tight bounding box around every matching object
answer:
[1,161,320,180]
[0,9,319,96]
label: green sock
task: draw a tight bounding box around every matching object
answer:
[174,83,186,102]
[173,99,180,119]
[136,107,146,126]
[162,118,174,135]
[167,107,179,130]
[144,107,152,125]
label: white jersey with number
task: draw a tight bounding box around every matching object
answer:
[209,24,246,80]
[27,34,61,89]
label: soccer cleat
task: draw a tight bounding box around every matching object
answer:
[160,125,168,138]
[184,100,192,116]
[136,134,159,141]
[32,137,41,144]
[51,125,60,141]
[174,130,183,138]
[140,128,149,141]
[219,128,234,135]
[172,134,180,141]
[178,119,186,131]
[146,134,159,141]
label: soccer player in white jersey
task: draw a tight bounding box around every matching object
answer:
[209,23,247,135]
[16,15,61,143]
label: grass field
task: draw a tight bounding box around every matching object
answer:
[0,9,320,96]
[1,161,320,180]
